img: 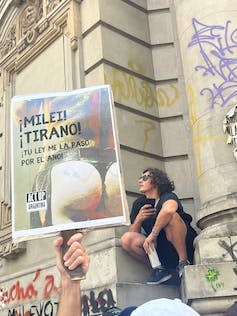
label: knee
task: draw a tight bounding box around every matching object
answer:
[120,232,132,250]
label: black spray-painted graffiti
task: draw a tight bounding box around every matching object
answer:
[188,18,237,108]
[7,300,59,316]
[82,289,116,316]
[219,239,237,290]
[5,288,115,316]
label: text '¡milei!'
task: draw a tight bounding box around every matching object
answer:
[19,110,81,148]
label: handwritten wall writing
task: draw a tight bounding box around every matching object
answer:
[7,300,59,316]
[0,267,116,316]
[3,288,116,316]
[105,66,179,109]
[0,269,58,309]
[188,18,237,109]
[157,84,179,107]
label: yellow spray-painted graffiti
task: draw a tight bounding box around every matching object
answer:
[108,68,154,109]
[104,62,177,152]
[186,84,216,177]
[135,119,156,151]
[157,84,179,107]
[105,64,179,109]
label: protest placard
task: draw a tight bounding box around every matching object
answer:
[11,85,129,241]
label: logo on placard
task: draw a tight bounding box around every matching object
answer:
[26,191,47,212]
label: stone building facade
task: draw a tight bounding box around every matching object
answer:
[0,0,236,315]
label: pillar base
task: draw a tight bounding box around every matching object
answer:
[181,263,237,315]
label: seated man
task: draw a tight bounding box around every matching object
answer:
[120,168,197,285]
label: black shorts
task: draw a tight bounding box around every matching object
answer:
[156,224,197,269]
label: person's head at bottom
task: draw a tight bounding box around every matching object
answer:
[224,301,237,316]
[102,298,200,316]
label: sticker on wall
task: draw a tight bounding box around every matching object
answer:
[205,267,224,292]
[223,104,237,160]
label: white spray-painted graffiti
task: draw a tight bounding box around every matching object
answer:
[223,104,237,160]
[188,18,237,109]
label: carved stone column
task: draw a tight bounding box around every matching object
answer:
[174,0,237,314]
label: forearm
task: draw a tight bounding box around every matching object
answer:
[128,219,142,232]
[151,211,172,236]
[151,200,178,236]
[57,279,82,316]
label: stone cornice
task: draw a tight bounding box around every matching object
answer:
[0,0,83,63]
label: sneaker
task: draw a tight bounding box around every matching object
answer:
[177,260,190,278]
[146,268,172,285]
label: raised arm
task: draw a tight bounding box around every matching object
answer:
[54,233,90,316]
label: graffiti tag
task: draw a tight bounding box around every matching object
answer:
[5,288,116,316]
[0,269,58,309]
[188,18,237,108]
[105,66,179,109]
[7,300,59,316]
[82,289,116,316]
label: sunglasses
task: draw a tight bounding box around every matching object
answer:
[139,174,152,181]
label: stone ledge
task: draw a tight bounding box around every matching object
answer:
[181,263,237,315]
[182,262,237,300]
[116,281,180,308]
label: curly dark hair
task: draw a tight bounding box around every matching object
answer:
[143,167,175,194]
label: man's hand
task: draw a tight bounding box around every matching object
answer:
[143,233,157,254]
[135,204,155,224]
[54,232,89,282]
[129,204,156,233]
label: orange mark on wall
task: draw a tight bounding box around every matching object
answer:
[7,280,38,302]
[5,269,59,305]
[44,275,58,299]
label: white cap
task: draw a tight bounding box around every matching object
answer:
[130,298,200,316]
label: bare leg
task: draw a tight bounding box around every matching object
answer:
[164,213,188,261]
[120,232,150,266]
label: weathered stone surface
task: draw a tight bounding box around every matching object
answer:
[182,263,237,314]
